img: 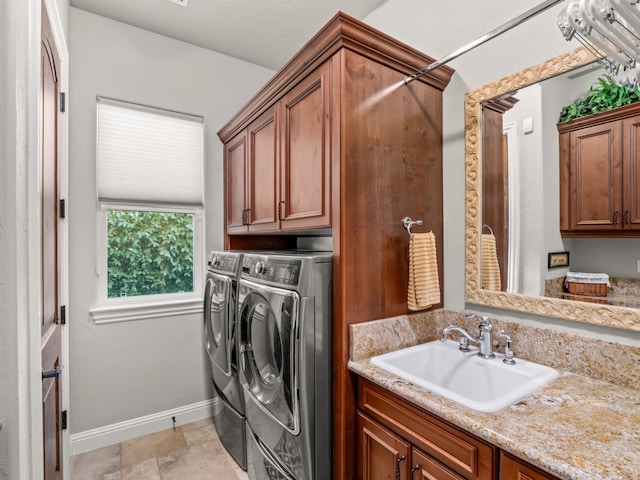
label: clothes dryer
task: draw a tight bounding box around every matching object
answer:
[204,250,247,470]
[237,251,332,480]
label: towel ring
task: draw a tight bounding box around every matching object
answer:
[482,224,494,235]
[403,217,423,237]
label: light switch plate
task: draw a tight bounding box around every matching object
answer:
[522,117,534,134]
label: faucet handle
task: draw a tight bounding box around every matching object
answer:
[498,330,516,365]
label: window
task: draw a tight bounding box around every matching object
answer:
[91,98,204,323]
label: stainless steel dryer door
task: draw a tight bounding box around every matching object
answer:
[204,273,233,375]
[238,279,300,434]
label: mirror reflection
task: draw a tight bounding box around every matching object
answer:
[480,60,640,308]
[465,48,640,330]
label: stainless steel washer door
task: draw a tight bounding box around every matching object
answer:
[204,274,233,375]
[238,280,300,434]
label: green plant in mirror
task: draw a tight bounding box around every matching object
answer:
[558,75,640,123]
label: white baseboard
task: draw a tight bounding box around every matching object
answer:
[70,398,217,455]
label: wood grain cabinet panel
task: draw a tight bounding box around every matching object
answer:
[357,412,411,480]
[558,103,640,236]
[225,132,248,234]
[247,107,279,232]
[500,452,560,480]
[279,62,331,230]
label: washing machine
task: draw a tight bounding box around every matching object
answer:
[236,251,332,480]
[204,250,247,470]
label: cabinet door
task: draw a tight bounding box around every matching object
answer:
[568,121,622,231]
[225,131,248,233]
[411,448,464,480]
[357,412,410,480]
[247,106,279,232]
[499,452,559,480]
[279,62,331,230]
[623,114,640,231]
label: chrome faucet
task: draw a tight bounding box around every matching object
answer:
[440,314,495,359]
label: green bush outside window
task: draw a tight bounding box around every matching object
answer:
[107,209,194,298]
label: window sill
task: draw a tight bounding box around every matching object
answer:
[90,298,203,324]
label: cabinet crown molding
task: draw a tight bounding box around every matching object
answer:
[217,11,454,143]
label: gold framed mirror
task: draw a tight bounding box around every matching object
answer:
[464,46,640,332]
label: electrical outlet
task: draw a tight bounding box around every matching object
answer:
[637,259,640,273]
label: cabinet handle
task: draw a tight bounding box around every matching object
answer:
[614,209,620,225]
[245,208,251,225]
[624,210,630,225]
[395,455,406,480]
[410,464,420,479]
[278,200,285,221]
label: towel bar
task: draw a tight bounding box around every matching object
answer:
[402,217,423,237]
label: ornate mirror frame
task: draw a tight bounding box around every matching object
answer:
[465,46,640,332]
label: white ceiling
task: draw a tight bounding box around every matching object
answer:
[70,0,388,70]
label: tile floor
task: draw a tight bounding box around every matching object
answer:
[70,417,249,480]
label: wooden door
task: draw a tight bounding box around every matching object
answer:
[622,114,640,231]
[225,132,249,233]
[357,412,410,480]
[411,448,464,480]
[568,121,622,231]
[41,6,63,480]
[247,106,279,232]
[279,62,331,230]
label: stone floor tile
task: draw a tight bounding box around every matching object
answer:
[120,427,186,467]
[182,422,217,447]
[120,458,161,480]
[157,440,238,480]
[70,443,120,480]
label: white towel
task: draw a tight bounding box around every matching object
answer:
[407,232,441,311]
[481,233,501,291]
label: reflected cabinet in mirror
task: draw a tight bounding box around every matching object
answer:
[465,46,640,332]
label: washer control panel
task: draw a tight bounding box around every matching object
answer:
[242,255,301,286]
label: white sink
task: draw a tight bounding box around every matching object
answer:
[370,340,559,413]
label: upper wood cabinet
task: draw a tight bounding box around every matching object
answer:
[224,66,331,234]
[225,107,279,234]
[279,62,331,230]
[558,102,640,236]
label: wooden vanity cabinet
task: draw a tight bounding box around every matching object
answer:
[357,378,497,480]
[500,452,559,480]
[558,102,640,236]
[358,412,466,480]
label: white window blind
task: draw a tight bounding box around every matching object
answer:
[97,97,204,206]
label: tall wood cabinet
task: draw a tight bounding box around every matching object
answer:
[558,102,640,236]
[217,12,453,479]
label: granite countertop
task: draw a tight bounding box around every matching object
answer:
[348,310,640,480]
